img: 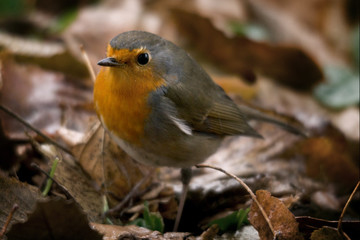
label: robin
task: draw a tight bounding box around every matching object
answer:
[94,30,302,231]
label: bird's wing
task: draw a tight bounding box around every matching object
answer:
[163,80,262,138]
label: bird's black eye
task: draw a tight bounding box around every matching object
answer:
[137,53,149,65]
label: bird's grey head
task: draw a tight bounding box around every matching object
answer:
[109,31,188,82]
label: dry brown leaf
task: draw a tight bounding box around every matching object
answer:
[200,224,219,240]
[310,226,348,240]
[299,125,359,190]
[0,60,63,137]
[91,223,192,239]
[248,190,303,240]
[311,191,341,211]
[158,195,178,220]
[51,155,104,222]
[248,0,351,64]
[171,9,323,90]
[296,216,359,240]
[0,175,43,231]
[0,60,93,138]
[91,223,157,239]
[63,0,145,75]
[31,141,104,222]
[6,198,102,240]
[0,32,89,78]
[147,0,248,36]
[72,121,153,206]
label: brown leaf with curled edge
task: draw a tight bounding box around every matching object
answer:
[248,190,304,240]
[91,223,190,240]
[6,198,103,240]
[0,60,93,139]
[296,216,359,240]
[50,154,104,222]
[0,60,63,137]
[72,121,153,207]
[310,227,348,240]
[29,137,104,223]
[0,176,43,231]
[0,31,89,78]
[299,124,359,191]
[91,224,159,239]
[247,0,350,66]
[171,9,323,91]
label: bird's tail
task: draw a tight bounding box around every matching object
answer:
[238,105,306,137]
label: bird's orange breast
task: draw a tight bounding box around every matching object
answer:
[94,60,164,145]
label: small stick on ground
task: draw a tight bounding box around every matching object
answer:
[196,164,276,238]
[337,181,359,238]
[80,44,96,82]
[0,204,19,238]
[0,104,72,155]
[106,172,154,217]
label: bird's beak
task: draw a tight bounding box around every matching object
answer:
[97,57,123,67]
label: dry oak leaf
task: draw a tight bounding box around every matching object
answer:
[6,198,102,240]
[311,226,348,240]
[249,190,303,240]
[72,121,153,206]
[91,223,191,240]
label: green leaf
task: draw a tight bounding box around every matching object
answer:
[314,66,359,109]
[129,201,164,233]
[42,156,60,196]
[0,0,28,17]
[236,208,250,229]
[209,208,250,233]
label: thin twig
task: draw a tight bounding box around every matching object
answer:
[196,164,276,238]
[106,172,153,217]
[0,104,72,155]
[31,162,73,200]
[337,181,359,237]
[80,44,96,82]
[0,204,19,238]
